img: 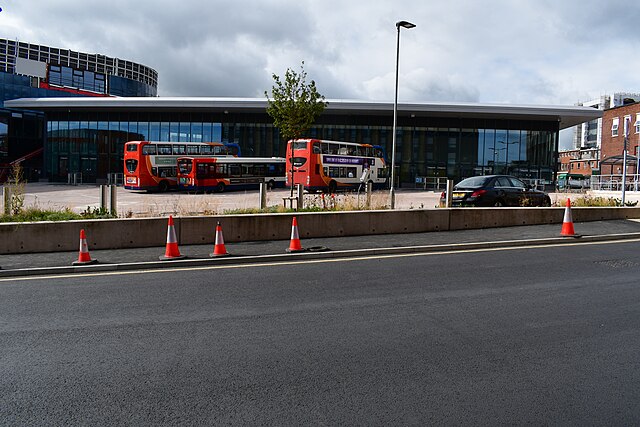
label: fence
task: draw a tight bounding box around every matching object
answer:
[415,176,547,191]
[107,173,124,186]
[414,177,449,191]
[590,174,640,191]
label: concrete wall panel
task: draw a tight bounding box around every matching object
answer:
[1,207,639,254]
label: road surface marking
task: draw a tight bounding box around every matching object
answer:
[2,237,640,282]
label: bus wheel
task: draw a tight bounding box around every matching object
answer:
[158,180,169,192]
[328,180,337,193]
[216,182,226,193]
[267,180,275,190]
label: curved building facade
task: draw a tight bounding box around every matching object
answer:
[0,38,158,102]
[0,39,158,180]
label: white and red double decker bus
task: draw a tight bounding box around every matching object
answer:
[123,141,239,191]
[286,139,387,192]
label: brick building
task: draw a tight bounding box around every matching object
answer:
[558,148,599,175]
[600,101,640,175]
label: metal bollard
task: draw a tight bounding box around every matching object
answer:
[445,179,453,208]
[109,184,117,215]
[259,182,267,210]
[296,184,304,210]
[100,185,108,211]
[366,181,372,209]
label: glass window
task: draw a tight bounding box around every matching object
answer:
[142,144,156,155]
[202,123,213,142]
[508,177,526,188]
[150,122,160,140]
[293,141,307,150]
[160,122,170,141]
[495,177,512,187]
[612,118,619,137]
[186,145,199,155]
[191,122,203,142]
[228,164,241,177]
[157,144,171,154]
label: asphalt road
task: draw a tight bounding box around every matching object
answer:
[2,239,640,425]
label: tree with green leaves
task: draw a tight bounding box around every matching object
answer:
[265,61,328,196]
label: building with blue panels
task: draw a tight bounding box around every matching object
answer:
[0,39,157,180]
[5,97,601,186]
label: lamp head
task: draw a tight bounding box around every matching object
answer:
[396,21,416,29]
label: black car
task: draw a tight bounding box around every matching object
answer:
[441,175,552,207]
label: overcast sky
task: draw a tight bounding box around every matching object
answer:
[2,0,639,148]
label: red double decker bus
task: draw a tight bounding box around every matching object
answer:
[286,139,387,192]
[123,141,239,191]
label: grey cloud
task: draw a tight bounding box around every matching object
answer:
[2,0,639,105]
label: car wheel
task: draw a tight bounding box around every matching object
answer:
[267,180,275,190]
[493,199,505,207]
[328,180,337,193]
[216,182,225,193]
[542,196,551,207]
[158,180,169,192]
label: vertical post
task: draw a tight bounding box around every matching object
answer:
[109,184,117,215]
[296,183,304,211]
[366,181,372,209]
[622,116,630,206]
[3,186,11,215]
[445,179,453,208]
[389,26,401,210]
[259,182,267,210]
[389,20,416,210]
[100,185,108,211]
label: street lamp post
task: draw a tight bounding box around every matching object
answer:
[622,116,631,205]
[390,20,415,209]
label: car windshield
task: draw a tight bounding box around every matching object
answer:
[456,176,491,187]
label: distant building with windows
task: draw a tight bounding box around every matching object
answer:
[600,101,640,175]
[573,93,640,150]
[558,148,599,175]
[0,38,157,180]
[5,97,601,186]
[0,38,157,103]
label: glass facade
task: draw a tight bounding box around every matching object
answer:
[0,108,45,180]
[44,110,558,184]
[0,72,88,106]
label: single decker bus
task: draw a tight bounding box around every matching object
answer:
[124,141,240,191]
[286,139,387,192]
[177,156,286,192]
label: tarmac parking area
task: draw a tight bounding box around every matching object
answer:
[19,183,640,217]
[21,183,443,216]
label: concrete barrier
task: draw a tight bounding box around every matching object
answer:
[1,206,639,254]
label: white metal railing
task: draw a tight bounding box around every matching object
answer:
[414,176,449,190]
[107,173,124,186]
[590,174,640,191]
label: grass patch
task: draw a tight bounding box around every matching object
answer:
[0,206,117,222]
[555,196,638,207]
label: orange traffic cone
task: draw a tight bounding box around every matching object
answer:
[286,216,305,253]
[560,198,579,237]
[210,221,230,257]
[72,229,97,265]
[160,215,185,260]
